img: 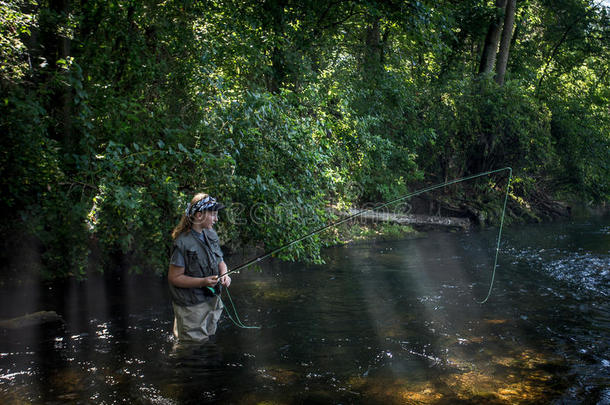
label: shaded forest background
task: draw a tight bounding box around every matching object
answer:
[1,0,608,279]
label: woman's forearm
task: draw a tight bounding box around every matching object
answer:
[219,261,228,276]
[168,265,217,288]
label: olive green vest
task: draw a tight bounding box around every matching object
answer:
[169,229,224,306]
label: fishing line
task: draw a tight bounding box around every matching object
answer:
[220,167,512,325]
[208,286,261,329]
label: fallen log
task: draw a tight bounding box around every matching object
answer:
[342,209,471,230]
[0,311,63,329]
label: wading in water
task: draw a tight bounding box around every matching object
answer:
[168,193,231,342]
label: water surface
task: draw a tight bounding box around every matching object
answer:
[1,217,609,403]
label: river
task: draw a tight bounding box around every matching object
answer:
[1,216,609,404]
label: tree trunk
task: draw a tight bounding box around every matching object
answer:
[495,0,516,85]
[364,17,382,76]
[264,0,287,93]
[39,0,72,145]
[478,0,507,75]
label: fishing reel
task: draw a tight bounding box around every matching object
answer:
[204,281,222,296]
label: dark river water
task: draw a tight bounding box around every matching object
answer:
[1,216,609,404]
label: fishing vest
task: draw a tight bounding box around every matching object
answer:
[169,229,224,307]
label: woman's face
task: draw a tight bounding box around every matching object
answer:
[196,210,218,229]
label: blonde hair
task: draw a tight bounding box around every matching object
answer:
[171,192,209,240]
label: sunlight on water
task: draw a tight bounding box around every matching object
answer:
[507,247,610,296]
[544,253,610,296]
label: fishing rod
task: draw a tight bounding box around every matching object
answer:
[221,167,512,303]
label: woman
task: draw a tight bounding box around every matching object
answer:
[168,193,231,342]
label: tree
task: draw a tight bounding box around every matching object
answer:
[479,0,507,75]
[0,0,608,279]
[495,0,517,84]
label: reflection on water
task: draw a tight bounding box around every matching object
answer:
[1,216,609,403]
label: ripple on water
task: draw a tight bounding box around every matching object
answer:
[595,226,610,235]
[507,246,610,297]
[542,253,610,297]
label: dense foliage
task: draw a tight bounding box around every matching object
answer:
[1,0,608,278]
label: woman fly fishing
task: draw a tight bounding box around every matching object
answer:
[168,193,231,342]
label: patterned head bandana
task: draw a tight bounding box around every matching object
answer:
[185,195,225,217]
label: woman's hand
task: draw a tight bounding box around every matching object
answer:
[220,274,231,287]
[218,261,231,287]
[200,275,219,288]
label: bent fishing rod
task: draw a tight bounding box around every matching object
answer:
[221,167,513,304]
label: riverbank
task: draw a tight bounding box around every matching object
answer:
[323,191,581,247]
[0,192,606,289]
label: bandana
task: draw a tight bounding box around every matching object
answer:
[185,196,225,217]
